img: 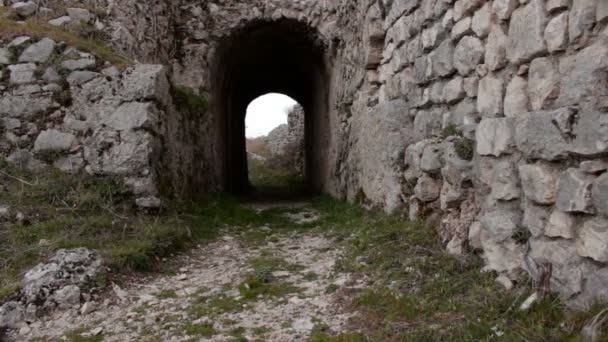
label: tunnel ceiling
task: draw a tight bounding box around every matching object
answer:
[211,19,328,194]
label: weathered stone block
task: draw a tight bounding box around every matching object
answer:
[545,12,569,52]
[529,57,560,111]
[504,76,529,117]
[592,173,608,216]
[472,2,491,38]
[18,38,56,63]
[442,76,465,103]
[429,39,455,78]
[507,0,548,64]
[514,109,569,160]
[485,25,508,71]
[546,209,576,239]
[451,17,472,40]
[476,117,515,157]
[421,142,444,172]
[34,129,77,153]
[523,201,551,237]
[477,74,504,117]
[493,0,518,19]
[414,173,441,202]
[454,35,484,75]
[491,158,521,201]
[569,0,597,43]
[8,63,37,85]
[576,217,608,262]
[556,168,596,214]
[519,163,560,205]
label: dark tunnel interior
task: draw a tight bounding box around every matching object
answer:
[211,19,329,197]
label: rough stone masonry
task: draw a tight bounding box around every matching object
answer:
[1,0,608,308]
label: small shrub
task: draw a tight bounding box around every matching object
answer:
[455,137,474,161]
[172,86,208,113]
[442,123,462,139]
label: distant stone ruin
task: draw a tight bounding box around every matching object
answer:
[0,0,607,307]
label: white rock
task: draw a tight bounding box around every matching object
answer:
[477,74,504,117]
[528,57,560,111]
[504,76,529,117]
[476,118,515,156]
[472,2,492,38]
[48,16,71,26]
[66,7,93,24]
[545,12,569,52]
[33,129,76,153]
[576,217,608,262]
[8,63,37,85]
[507,0,548,64]
[485,25,508,71]
[493,0,518,19]
[545,210,576,239]
[18,38,55,63]
[519,163,560,205]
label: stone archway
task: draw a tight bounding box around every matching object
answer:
[210,19,329,195]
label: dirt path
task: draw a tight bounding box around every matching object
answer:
[11,205,360,341]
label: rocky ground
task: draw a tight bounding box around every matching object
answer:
[5,205,359,342]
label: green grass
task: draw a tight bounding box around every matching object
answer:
[307,196,607,341]
[247,155,306,190]
[156,289,178,300]
[182,322,215,338]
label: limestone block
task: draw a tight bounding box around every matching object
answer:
[18,38,55,63]
[514,109,570,160]
[477,74,504,117]
[491,158,521,201]
[523,202,551,237]
[429,39,455,78]
[8,63,37,85]
[545,12,569,52]
[454,36,484,75]
[592,173,608,216]
[451,17,472,40]
[507,0,548,64]
[519,163,560,204]
[420,142,444,172]
[556,168,596,214]
[576,217,608,262]
[442,76,465,103]
[493,0,518,19]
[476,117,515,157]
[545,209,576,239]
[414,173,441,202]
[529,57,560,111]
[569,0,597,43]
[485,25,508,71]
[504,76,529,117]
[34,129,76,153]
[472,2,492,38]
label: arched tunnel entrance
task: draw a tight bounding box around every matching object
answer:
[211,19,329,196]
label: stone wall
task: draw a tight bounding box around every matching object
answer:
[1,0,608,307]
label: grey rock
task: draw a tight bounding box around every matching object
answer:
[476,117,515,157]
[54,154,85,174]
[569,0,597,43]
[454,36,484,76]
[48,16,71,26]
[472,2,491,38]
[528,238,585,300]
[519,163,560,205]
[3,117,21,130]
[12,1,37,17]
[67,71,99,85]
[0,302,25,329]
[421,23,446,51]
[104,102,158,132]
[545,12,569,52]
[0,94,56,119]
[504,76,529,117]
[576,217,608,262]
[429,39,455,78]
[18,38,56,63]
[8,36,31,48]
[8,63,37,85]
[420,142,444,172]
[599,0,608,23]
[442,76,464,103]
[7,149,47,172]
[0,48,11,65]
[101,66,120,77]
[477,74,504,117]
[42,67,61,83]
[546,209,576,239]
[451,17,472,40]
[66,7,93,24]
[523,202,551,237]
[121,65,169,103]
[22,248,102,304]
[567,110,608,157]
[136,196,162,209]
[514,109,570,160]
[34,129,76,153]
[491,158,521,201]
[62,58,96,71]
[528,57,560,111]
[485,25,508,71]
[492,0,518,19]
[592,173,608,216]
[480,209,522,242]
[414,174,441,202]
[556,168,596,214]
[507,0,548,64]
[51,285,81,309]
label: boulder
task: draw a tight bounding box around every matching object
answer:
[51,285,81,310]
[12,1,37,17]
